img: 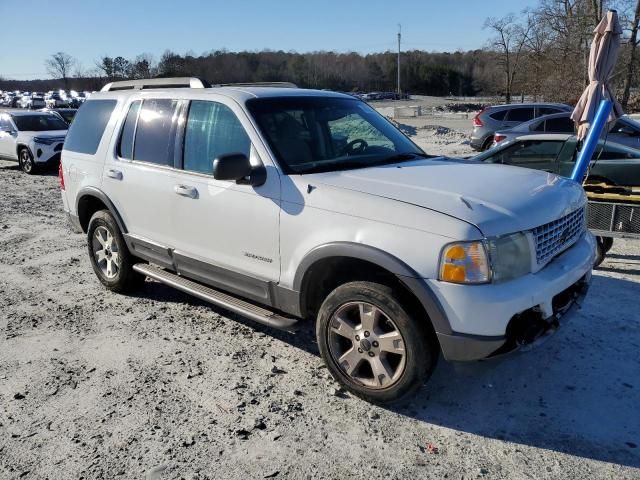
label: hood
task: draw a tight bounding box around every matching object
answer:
[304,158,585,237]
[21,130,67,138]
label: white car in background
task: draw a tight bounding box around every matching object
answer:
[0,111,68,174]
[19,93,46,109]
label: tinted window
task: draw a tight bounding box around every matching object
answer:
[133,99,180,166]
[118,101,141,160]
[488,109,507,121]
[503,140,564,165]
[506,108,534,122]
[538,107,563,116]
[64,100,116,154]
[12,114,68,132]
[595,143,638,160]
[532,120,545,132]
[183,101,251,174]
[545,117,574,133]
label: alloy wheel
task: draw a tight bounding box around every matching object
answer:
[20,150,33,173]
[92,226,120,279]
[327,301,407,389]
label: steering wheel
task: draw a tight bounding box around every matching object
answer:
[342,139,368,156]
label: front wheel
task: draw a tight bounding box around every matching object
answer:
[316,281,438,404]
[18,148,36,174]
[87,210,145,293]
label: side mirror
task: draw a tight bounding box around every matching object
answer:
[212,153,266,186]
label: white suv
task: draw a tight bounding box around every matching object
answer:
[0,111,68,174]
[59,78,595,403]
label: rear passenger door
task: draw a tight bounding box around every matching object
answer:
[101,97,184,268]
[169,99,281,304]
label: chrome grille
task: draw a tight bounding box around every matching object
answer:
[532,207,585,265]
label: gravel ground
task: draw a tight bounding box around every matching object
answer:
[1,149,639,480]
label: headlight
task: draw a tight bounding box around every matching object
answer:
[33,137,55,145]
[439,241,490,284]
[487,232,532,282]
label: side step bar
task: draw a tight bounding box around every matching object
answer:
[133,263,299,332]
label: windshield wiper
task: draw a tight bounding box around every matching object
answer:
[373,151,431,166]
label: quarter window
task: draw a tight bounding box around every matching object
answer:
[183,101,251,175]
[64,100,116,155]
[133,99,180,166]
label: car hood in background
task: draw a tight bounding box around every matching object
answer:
[305,158,585,237]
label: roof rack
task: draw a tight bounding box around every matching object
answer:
[100,77,210,92]
[214,82,298,89]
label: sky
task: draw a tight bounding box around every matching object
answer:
[0,0,536,80]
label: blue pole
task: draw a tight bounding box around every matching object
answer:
[571,99,613,182]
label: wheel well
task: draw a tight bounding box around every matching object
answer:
[77,195,109,233]
[300,256,431,328]
[17,144,31,157]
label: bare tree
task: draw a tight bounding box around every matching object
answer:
[622,0,640,108]
[485,14,532,103]
[45,52,76,88]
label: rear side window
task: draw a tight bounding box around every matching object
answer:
[183,101,251,175]
[506,108,534,122]
[118,100,141,160]
[133,99,180,166]
[488,110,507,121]
[64,100,117,154]
[545,116,574,133]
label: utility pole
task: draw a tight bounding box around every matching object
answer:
[397,24,401,96]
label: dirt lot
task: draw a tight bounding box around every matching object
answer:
[1,135,639,479]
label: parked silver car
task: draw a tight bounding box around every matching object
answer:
[470,103,572,151]
[492,112,640,150]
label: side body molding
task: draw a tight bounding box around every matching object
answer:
[76,186,128,234]
[292,242,452,335]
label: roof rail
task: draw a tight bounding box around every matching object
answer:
[214,82,298,89]
[100,77,210,92]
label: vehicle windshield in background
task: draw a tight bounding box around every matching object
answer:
[12,114,68,131]
[58,110,76,124]
[247,96,429,174]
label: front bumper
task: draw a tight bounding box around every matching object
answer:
[430,231,596,361]
[31,141,63,164]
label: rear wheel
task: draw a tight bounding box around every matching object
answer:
[316,281,437,404]
[18,148,36,174]
[481,136,494,151]
[87,210,144,293]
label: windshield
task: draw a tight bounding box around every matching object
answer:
[12,114,68,131]
[246,96,428,174]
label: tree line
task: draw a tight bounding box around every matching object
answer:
[2,0,640,108]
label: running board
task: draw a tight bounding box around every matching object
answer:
[133,263,299,331]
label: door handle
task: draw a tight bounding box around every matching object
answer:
[106,169,123,180]
[174,184,198,199]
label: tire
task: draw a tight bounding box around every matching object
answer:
[594,237,607,267]
[18,148,36,175]
[87,210,144,293]
[316,281,438,404]
[481,136,494,151]
[602,236,614,253]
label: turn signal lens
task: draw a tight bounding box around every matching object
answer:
[439,241,490,284]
